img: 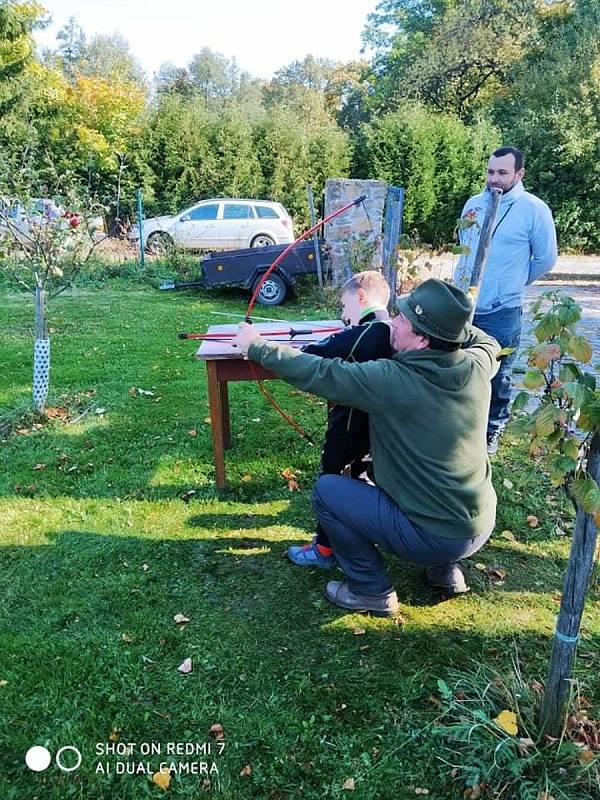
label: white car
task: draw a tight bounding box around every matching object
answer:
[129,198,294,254]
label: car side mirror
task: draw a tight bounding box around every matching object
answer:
[180,214,191,222]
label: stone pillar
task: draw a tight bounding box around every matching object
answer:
[324,179,387,284]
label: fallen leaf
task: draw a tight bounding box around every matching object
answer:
[203,417,212,425]
[342,778,355,790]
[281,468,297,480]
[527,515,539,528]
[531,680,544,692]
[95,407,106,415]
[501,529,515,541]
[352,628,366,636]
[201,779,211,790]
[177,658,193,674]
[0,679,8,687]
[109,730,121,742]
[518,737,535,751]
[287,479,300,491]
[239,764,252,777]
[173,613,190,625]
[188,429,197,438]
[502,478,514,490]
[474,562,487,571]
[241,474,253,482]
[141,563,150,572]
[121,633,134,643]
[33,463,46,471]
[488,566,508,581]
[494,709,518,736]
[152,768,171,790]
[210,723,224,740]
[578,749,596,764]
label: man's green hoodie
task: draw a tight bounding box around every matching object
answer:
[248,325,500,540]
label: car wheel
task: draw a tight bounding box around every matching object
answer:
[250,234,275,248]
[146,231,173,256]
[252,273,287,305]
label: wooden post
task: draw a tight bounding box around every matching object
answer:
[381,186,404,309]
[539,434,600,736]
[468,188,501,317]
[306,184,324,295]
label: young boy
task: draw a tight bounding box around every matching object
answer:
[287,270,394,569]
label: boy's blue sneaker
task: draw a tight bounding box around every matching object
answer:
[287,539,337,570]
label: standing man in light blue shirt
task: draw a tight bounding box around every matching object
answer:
[454,146,558,454]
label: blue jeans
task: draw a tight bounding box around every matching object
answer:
[313,475,492,595]
[474,307,522,436]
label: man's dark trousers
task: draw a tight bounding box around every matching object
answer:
[474,306,522,436]
[313,475,491,595]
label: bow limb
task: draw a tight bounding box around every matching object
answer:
[246,194,366,321]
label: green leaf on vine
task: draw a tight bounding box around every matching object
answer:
[563,381,593,411]
[497,346,516,358]
[534,403,559,437]
[534,313,562,342]
[512,391,531,412]
[567,335,593,363]
[578,399,600,432]
[563,437,581,460]
[571,473,600,523]
[559,362,582,382]
[523,369,545,390]
[557,303,582,327]
[547,454,578,487]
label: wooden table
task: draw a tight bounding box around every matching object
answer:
[196,321,342,488]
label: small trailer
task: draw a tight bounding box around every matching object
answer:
[159,240,329,305]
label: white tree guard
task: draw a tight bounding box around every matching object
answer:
[33,338,50,411]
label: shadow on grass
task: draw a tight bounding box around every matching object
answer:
[1,529,598,799]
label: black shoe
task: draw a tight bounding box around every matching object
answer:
[487,431,500,456]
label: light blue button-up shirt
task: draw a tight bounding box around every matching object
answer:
[454,181,558,315]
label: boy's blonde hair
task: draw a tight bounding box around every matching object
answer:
[342,270,390,306]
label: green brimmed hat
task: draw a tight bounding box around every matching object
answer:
[396,279,472,343]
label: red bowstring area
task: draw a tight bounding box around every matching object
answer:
[180,195,367,443]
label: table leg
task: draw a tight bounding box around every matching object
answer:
[220,381,231,450]
[206,361,226,488]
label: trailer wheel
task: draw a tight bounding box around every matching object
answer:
[253,273,287,305]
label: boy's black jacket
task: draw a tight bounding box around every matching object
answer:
[302,312,393,435]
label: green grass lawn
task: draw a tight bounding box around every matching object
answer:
[1,283,599,799]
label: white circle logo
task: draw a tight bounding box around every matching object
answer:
[25,746,52,772]
[55,746,82,773]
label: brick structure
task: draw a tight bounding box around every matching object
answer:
[324,179,387,284]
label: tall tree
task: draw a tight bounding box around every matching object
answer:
[55,15,85,81]
[362,0,537,117]
[188,47,240,104]
[494,0,600,250]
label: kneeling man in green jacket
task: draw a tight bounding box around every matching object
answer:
[233,279,500,616]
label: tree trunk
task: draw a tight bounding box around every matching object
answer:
[33,286,50,413]
[539,434,600,736]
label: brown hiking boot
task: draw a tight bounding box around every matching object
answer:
[325,580,399,616]
[425,563,469,596]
